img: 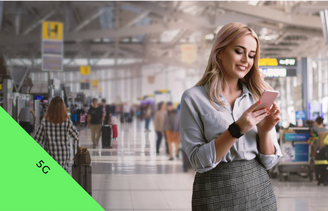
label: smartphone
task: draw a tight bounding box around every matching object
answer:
[256,90,279,110]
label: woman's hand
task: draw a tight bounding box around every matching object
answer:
[257,102,281,134]
[235,101,270,134]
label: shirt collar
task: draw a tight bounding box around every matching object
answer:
[203,80,252,100]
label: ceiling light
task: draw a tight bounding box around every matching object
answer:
[205,34,214,40]
[248,1,259,6]
[264,36,272,41]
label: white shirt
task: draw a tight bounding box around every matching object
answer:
[180,82,283,173]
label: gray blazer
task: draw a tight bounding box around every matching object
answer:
[180,83,283,173]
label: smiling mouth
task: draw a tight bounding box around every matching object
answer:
[236,65,247,71]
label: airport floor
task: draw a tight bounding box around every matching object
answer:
[73,119,328,211]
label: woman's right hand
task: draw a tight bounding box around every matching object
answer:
[235,101,270,134]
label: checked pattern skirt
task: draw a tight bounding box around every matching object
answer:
[192,159,277,211]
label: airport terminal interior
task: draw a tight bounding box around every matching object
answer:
[2,1,328,211]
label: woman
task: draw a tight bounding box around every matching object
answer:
[34,96,79,173]
[164,102,180,161]
[180,22,282,210]
[154,102,166,154]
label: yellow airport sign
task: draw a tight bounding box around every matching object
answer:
[92,80,99,87]
[80,66,91,75]
[0,84,2,90]
[259,58,278,66]
[42,21,63,40]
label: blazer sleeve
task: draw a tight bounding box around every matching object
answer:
[180,93,219,173]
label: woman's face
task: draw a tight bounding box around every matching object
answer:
[218,34,257,81]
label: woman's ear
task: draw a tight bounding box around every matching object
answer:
[217,50,223,60]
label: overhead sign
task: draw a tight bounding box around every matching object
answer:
[0,84,2,90]
[155,89,171,94]
[91,80,99,87]
[259,58,297,67]
[42,56,63,72]
[42,21,64,71]
[80,66,91,75]
[80,79,90,90]
[259,58,278,66]
[260,68,287,77]
[42,22,63,40]
[295,111,306,120]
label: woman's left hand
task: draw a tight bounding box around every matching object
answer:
[256,102,281,134]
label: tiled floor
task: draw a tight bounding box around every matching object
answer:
[75,118,328,211]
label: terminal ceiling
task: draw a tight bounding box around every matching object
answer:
[0,1,327,73]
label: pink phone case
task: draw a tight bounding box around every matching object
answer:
[256,90,279,110]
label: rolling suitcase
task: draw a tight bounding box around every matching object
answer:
[72,141,92,196]
[315,146,328,186]
[120,114,125,123]
[112,124,118,139]
[102,125,112,148]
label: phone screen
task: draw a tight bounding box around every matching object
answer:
[256,90,279,110]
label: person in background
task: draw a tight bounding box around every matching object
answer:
[123,102,130,123]
[144,104,152,132]
[34,96,79,173]
[101,99,107,122]
[88,98,103,148]
[313,116,328,135]
[164,102,180,160]
[154,102,166,155]
[111,103,117,117]
[102,99,112,125]
[18,105,36,135]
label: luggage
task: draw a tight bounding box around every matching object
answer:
[72,165,92,195]
[315,146,328,186]
[102,125,112,148]
[112,124,118,139]
[120,114,125,123]
[71,113,78,123]
[72,140,92,196]
[127,116,133,123]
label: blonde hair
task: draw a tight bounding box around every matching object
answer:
[196,22,271,110]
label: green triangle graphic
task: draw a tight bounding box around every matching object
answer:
[0,107,105,211]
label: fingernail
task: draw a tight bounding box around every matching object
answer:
[266,108,269,111]
[267,112,270,115]
[258,101,261,104]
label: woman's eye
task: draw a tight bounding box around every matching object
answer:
[248,55,255,59]
[235,50,242,55]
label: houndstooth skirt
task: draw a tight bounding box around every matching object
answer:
[192,159,277,211]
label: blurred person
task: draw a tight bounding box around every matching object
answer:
[18,104,36,135]
[154,102,166,154]
[306,119,314,128]
[101,99,107,122]
[313,116,328,135]
[102,99,112,125]
[87,98,103,148]
[180,22,282,210]
[34,96,79,173]
[123,102,130,123]
[111,103,117,116]
[144,104,152,132]
[164,102,180,160]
